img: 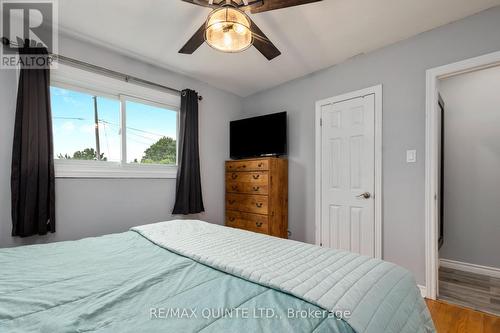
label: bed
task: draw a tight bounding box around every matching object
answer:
[0,220,435,333]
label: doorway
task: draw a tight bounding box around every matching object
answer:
[438,65,500,315]
[425,51,500,312]
[315,85,382,259]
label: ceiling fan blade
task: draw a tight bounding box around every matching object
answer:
[179,23,206,54]
[180,0,216,8]
[250,0,322,14]
[250,19,281,61]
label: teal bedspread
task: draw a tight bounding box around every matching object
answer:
[132,220,434,333]
[0,231,353,333]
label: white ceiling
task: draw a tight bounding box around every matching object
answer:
[57,0,500,97]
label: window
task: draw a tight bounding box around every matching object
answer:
[51,87,121,162]
[125,100,177,165]
[50,64,180,178]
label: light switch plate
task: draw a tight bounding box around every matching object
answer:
[406,150,417,163]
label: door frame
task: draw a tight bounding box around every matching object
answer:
[315,85,383,259]
[425,50,500,300]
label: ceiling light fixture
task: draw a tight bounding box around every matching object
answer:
[180,0,322,60]
[204,5,253,53]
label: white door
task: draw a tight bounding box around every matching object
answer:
[319,94,376,257]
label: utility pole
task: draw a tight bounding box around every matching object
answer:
[93,96,101,160]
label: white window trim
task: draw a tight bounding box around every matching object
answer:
[51,63,181,179]
[54,160,178,179]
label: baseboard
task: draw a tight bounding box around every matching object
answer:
[440,258,500,279]
[418,285,427,298]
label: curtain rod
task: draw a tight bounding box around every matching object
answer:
[1,37,203,101]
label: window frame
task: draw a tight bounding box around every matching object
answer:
[51,63,180,179]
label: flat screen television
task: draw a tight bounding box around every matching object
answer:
[230,112,287,159]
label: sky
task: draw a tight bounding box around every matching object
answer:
[51,86,177,163]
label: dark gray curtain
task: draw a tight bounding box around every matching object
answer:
[172,89,204,214]
[11,47,55,237]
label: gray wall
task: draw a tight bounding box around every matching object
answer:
[0,34,243,248]
[2,6,500,286]
[439,66,500,269]
[241,7,500,284]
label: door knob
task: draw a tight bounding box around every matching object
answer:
[356,192,371,199]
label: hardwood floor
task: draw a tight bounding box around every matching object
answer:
[426,299,500,333]
[439,266,500,316]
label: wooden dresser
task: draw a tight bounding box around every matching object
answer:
[225,157,288,238]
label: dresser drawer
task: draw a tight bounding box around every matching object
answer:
[226,171,269,195]
[226,159,269,172]
[226,182,269,195]
[225,218,246,230]
[226,171,268,183]
[226,194,268,215]
[226,211,269,234]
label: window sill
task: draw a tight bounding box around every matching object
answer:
[54,160,178,179]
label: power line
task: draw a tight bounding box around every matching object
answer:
[126,126,166,138]
[101,122,111,158]
[100,120,166,138]
[55,116,166,139]
[98,120,158,143]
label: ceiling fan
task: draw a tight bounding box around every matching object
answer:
[179,0,322,60]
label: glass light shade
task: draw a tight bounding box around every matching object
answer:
[205,7,253,53]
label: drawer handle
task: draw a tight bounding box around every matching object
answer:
[252,174,260,180]
[252,186,260,191]
[228,200,236,205]
[256,203,263,208]
[258,163,264,167]
[231,173,238,180]
[238,165,246,169]
[229,217,235,222]
[232,185,238,191]
[256,222,263,227]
